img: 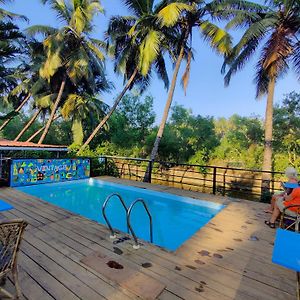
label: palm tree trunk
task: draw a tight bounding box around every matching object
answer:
[38,78,66,144]
[0,94,31,132]
[14,108,42,141]
[78,68,138,154]
[143,43,185,182]
[26,115,60,142]
[261,77,276,199]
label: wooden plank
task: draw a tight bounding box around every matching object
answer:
[21,240,106,300]
[20,252,80,300]
[15,266,55,300]
[42,221,207,300]
[63,217,295,300]
[4,188,72,219]
[81,251,165,300]
[25,231,137,300]
[54,217,274,300]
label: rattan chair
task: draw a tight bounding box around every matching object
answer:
[0,219,28,299]
[279,204,300,232]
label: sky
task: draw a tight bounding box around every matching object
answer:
[5,0,300,121]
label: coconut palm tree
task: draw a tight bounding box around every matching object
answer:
[1,39,52,137]
[0,20,26,111]
[0,0,28,118]
[61,93,109,145]
[78,0,191,153]
[28,0,109,144]
[144,0,232,181]
[222,0,300,191]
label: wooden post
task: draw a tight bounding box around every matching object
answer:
[104,157,108,175]
[212,167,217,195]
[148,160,153,184]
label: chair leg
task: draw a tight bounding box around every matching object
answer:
[12,265,21,299]
[0,286,14,299]
[297,272,300,300]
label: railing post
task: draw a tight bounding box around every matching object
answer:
[212,167,217,195]
[104,157,108,175]
[148,160,153,183]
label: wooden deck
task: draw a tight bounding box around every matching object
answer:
[0,177,297,300]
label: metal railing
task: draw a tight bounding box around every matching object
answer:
[102,193,128,238]
[102,193,153,249]
[96,156,286,201]
[127,198,153,249]
[0,158,11,186]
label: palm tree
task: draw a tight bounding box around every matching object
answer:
[144,0,232,181]
[0,0,29,123]
[28,0,109,144]
[61,93,109,145]
[222,0,300,192]
[13,107,42,141]
[1,39,54,136]
[78,0,191,153]
[26,114,60,142]
[0,20,27,115]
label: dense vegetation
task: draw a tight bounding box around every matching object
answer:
[0,0,299,179]
[2,91,300,172]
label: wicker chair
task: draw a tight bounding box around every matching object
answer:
[279,204,300,232]
[0,219,28,299]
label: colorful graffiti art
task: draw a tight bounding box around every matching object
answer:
[10,158,90,187]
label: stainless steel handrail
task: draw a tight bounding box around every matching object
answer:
[102,193,128,238]
[127,198,153,249]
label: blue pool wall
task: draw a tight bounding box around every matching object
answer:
[10,158,90,187]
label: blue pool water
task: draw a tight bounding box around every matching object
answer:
[16,178,224,251]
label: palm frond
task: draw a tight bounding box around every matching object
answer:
[199,21,232,55]
[223,37,259,86]
[138,30,161,76]
[122,0,152,16]
[154,52,169,89]
[0,8,28,22]
[157,2,192,27]
[181,48,193,95]
[292,41,300,80]
[25,25,58,37]
[41,0,71,23]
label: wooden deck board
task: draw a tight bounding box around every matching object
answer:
[0,178,296,300]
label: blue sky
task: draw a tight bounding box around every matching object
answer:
[6,0,300,120]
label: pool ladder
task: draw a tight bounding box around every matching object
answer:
[102,193,153,249]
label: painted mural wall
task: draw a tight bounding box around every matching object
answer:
[10,158,90,187]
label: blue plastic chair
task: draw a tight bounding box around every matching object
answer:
[0,200,13,212]
[272,229,300,299]
[284,182,300,189]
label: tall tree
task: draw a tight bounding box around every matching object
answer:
[145,0,232,181]
[61,93,109,145]
[28,0,109,144]
[222,0,300,191]
[78,0,190,153]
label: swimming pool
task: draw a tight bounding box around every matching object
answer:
[16,178,224,251]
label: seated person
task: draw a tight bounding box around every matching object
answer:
[265,167,298,213]
[265,187,300,228]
